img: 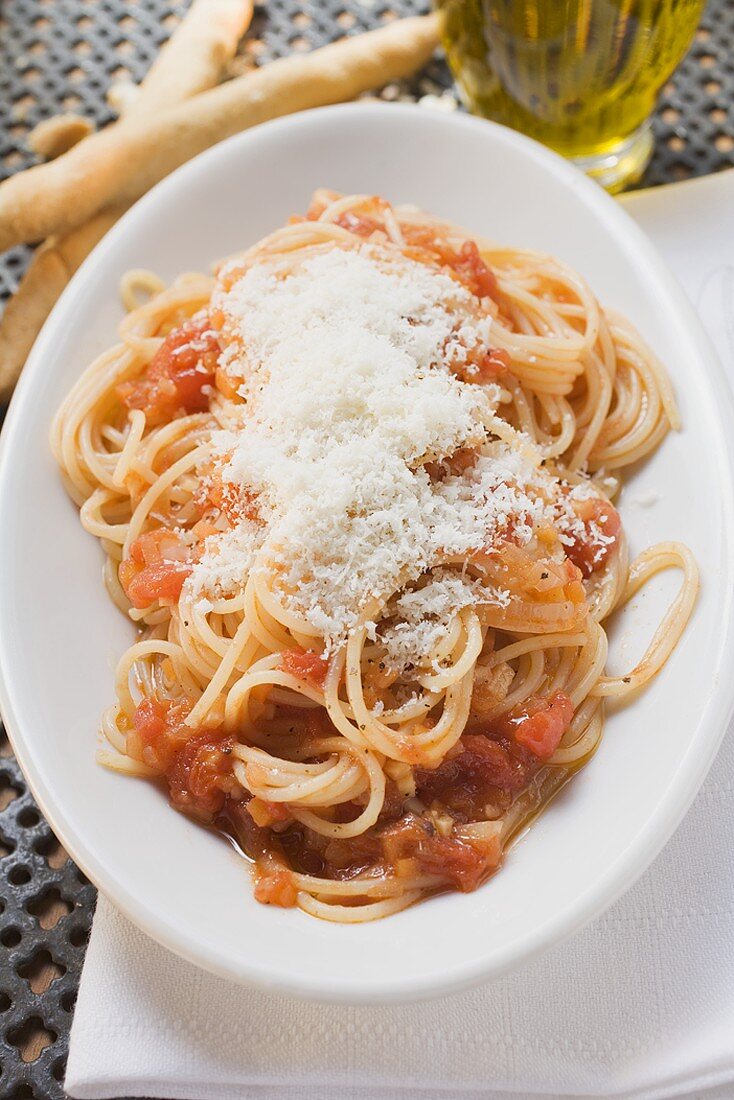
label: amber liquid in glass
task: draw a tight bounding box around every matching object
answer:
[437,0,705,190]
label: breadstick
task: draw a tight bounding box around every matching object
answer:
[120,0,254,118]
[0,209,123,399]
[28,0,253,159]
[107,81,140,116]
[0,0,254,398]
[27,114,94,159]
[0,14,439,253]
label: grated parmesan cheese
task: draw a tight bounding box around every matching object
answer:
[188,244,577,659]
[373,571,480,672]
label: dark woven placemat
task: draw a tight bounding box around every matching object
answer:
[0,1,733,1096]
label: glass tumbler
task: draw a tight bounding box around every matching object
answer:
[436,0,706,192]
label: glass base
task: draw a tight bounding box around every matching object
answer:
[569,123,654,194]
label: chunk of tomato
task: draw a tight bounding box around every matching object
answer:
[450,240,500,300]
[122,561,192,608]
[564,498,622,578]
[416,733,536,819]
[254,869,298,907]
[119,528,192,609]
[117,313,220,424]
[166,729,235,822]
[381,813,499,892]
[280,647,330,688]
[493,690,574,761]
[402,225,501,301]
[130,696,192,771]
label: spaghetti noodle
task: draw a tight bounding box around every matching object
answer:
[52,191,698,922]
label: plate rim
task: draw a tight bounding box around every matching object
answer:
[2,101,734,1003]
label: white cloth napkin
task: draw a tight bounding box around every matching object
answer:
[65,170,734,1100]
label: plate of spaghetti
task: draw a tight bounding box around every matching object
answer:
[1,104,733,1001]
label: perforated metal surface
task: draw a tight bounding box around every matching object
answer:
[0,725,95,1098]
[1,1,733,1097]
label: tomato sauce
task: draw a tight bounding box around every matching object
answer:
[118,528,193,609]
[402,224,501,301]
[117,313,220,425]
[130,685,572,904]
[265,809,498,893]
[490,691,574,760]
[416,691,573,819]
[205,476,261,527]
[128,696,191,771]
[303,198,502,304]
[415,734,535,820]
[305,193,387,239]
[166,730,236,822]
[449,345,511,386]
[380,813,497,891]
[450,240,501,301]
[564,498,621,578]
[334,210,384,238]
[472,346,511,382]
[130,695,237,823]
[280,647,330,688]
[254,869,298,907]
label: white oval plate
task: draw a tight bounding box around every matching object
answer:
[2,103,734,1004]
